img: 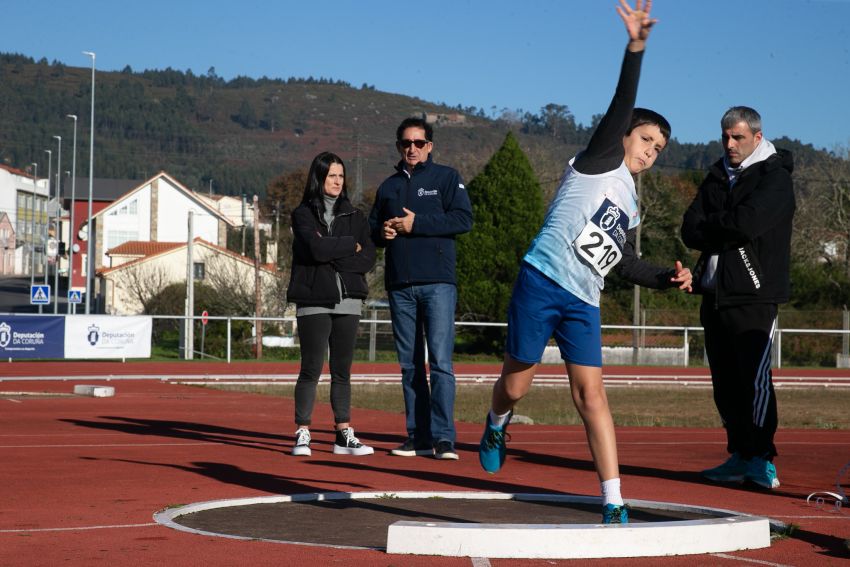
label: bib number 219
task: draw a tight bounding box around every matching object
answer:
[574,223,622,278]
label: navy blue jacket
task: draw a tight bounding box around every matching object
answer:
[369,156,473,289]
[287,198,376,306]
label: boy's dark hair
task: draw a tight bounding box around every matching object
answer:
[627,108,671,143]
[396,117,433,142]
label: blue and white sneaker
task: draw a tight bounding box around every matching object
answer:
[478,411,511,474]
[701,453,748,483]
[745,457,780,489]
[602,504,629,524]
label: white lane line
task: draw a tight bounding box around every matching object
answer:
[0,433,129,438]
[470,558,492,567]
[711,552,794,566]
[506,440,850,446]
[0,522,158,533]
[0,442,217,448]
[770,515,849,520]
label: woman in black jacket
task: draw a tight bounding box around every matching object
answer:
[286,152,376,457]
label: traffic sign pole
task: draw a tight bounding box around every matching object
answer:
[201,310,208,359]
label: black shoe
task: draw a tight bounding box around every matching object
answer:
[434,440,459,460]
[333,427,374,456]
[390,438,433,457]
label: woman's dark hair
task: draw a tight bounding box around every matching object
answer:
[300,151,348,214]
[627,108,671,143]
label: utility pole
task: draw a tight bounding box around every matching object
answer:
[241,193,246,255]
[185,211,194,360]
[632,172,642,365]
[274,199,281,270]
[253,195,263,359]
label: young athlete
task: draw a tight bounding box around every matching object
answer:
[478,0,692,524]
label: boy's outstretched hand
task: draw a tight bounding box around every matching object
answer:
[670,260,693,292]
[617,0,657,51]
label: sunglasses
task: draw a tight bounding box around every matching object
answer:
[398,139,430,149]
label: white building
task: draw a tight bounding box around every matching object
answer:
[90,171,236,270]
[97,238,280,315]
[0,164,50,275]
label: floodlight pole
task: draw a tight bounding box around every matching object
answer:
[83,51,95,314]
[67,115,78,314]
[52,135,62,313]
[43,149,52,289]
[29,162,38,291]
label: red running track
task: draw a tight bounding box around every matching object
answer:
[0,364,848,566]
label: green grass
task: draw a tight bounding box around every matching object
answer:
[204,383,850,429]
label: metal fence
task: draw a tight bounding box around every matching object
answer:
[155,313,850,369]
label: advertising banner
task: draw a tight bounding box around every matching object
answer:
[0,315,65,359]
[64,316,152,359]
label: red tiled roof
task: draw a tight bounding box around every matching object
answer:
[107,241,183,256]
[0,163,36,178]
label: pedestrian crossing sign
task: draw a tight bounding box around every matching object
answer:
[31,284,51,305]
[68,290,82,304]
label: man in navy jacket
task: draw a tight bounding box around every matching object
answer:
[369,116,473,460]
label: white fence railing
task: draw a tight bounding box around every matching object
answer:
[147,314,850,368]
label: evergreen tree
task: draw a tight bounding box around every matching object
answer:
[456,132,544,351]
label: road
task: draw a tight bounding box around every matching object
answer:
[0,275,70,314]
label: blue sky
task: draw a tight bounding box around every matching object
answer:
[3,0,849,152]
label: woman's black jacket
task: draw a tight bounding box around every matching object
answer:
[286,198,376,306]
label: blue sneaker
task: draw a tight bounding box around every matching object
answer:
[478,411,511,474]
[701,453,748,483]
[602,504,629,524]
[745,457,780,489]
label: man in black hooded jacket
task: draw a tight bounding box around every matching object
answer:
[682,106,795,490]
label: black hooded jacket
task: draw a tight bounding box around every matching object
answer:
[681,149,795,306]
[286,198,376,306]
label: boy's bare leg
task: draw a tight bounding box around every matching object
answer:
[491,354,537,414]
[566,362,619,481]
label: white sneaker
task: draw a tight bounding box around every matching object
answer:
[333,427,374,456]
[292,428,311,456]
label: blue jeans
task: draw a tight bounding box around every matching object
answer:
[388,283,457,445]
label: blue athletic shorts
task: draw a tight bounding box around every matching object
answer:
[505,263,602,367]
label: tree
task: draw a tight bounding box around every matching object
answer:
[456,132,545,351]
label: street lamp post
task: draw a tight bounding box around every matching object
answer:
[83,51,95,314]
[66,115,78,314]
[29,162,38,291]
[43,149,52,289]
[52,135,62,314]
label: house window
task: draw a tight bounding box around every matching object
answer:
[106,230,139,250]
[193,262,205,280]
[109,199,137,216]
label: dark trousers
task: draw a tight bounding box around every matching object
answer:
[701,299,778,460]
[294,313,360,426]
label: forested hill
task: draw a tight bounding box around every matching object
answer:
[0,52,837,201]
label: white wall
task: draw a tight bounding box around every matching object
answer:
[157,179,220,245]
[103,243,278,315]
[99,176,222,267]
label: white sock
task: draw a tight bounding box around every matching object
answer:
[601,478,623,506]
[488,409,512,428]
